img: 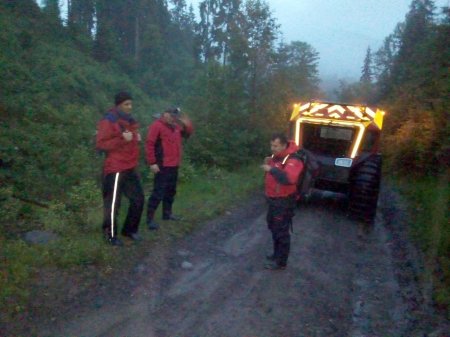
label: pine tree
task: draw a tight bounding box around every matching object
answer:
[42,0,61,25]
[360,47,373,84]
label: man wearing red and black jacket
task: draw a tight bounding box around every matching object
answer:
[145,107,193,230]
[96,92,144,246]
[261,133,304,270]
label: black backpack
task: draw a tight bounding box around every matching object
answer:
[281,149,319,201]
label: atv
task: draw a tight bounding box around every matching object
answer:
[289,101,386,223]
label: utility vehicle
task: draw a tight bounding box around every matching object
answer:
[290,101,386,223]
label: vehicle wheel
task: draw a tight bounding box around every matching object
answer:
[348,155,382,224]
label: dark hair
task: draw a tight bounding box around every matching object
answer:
[271,132,288,145]
[114,91,132,106]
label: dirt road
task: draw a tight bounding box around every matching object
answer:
[37,187,447,337]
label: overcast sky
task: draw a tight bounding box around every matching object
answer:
[188,0,449,82]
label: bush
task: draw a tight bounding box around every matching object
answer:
[0,187,21,232]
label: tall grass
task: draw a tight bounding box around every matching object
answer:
[396,173,449,316]
[0,163,262,320]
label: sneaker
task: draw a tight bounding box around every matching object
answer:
[122,232,142,241]
[107,236,124,246]
[264,261,286,271]
[162,214,182,221]
[147,220,160,230]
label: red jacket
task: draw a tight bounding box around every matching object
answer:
[146,117,193,167]
[264,141,304,198]
[96,108,140,175]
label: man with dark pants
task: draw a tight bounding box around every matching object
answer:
[261,133,303,270]
[146,107,193,230]
[96,92,144,246]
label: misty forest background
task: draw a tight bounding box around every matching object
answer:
[0,0,448,322]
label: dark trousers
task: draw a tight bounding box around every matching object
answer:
[266,195,296,266]
[147,166,178,221]
[102,169,144,238]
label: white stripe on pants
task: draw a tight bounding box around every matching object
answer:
[111,173,120,237]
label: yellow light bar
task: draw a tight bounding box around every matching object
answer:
[294,117,366,158]
[374,109,385,129]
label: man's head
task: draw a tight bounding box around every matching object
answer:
[270,133,288,155]
[115,91,133,114]
[162,107,181,125]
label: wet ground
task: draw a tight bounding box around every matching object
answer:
[21,186,450,336]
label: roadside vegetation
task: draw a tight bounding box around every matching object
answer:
[1,163,262,321]
[334,0,449,315]
[395,175,449,317]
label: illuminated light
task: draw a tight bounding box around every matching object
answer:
[365,107,375,118]
[310,104,328,113]
[300,103,310,112]
[314,113,324,116]
[290,103,301,121]
[351,125,366,158]
[329,113,342,118]
[348,106,364,119]
[295,118,301,145]
[373,109,385,130]
[328,105,346,114]
[296,117,366,158]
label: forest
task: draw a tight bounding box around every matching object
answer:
[0,0,448,323]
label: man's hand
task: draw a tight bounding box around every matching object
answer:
[122,131,133,142]
[150,164,160,174]
[136,133,142,142]
[263,156,272,164]
[176,115,191,126]
[260,164,271,172]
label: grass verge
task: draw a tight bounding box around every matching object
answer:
[0,163,262,323]
[395,173,449,317]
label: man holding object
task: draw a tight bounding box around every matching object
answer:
[261,133,303,270]
[96,92,144,246]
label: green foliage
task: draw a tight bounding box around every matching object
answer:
[396,174,450,315]
[178,156,198,183]
[0,187,21,231]
[1,163,262,320]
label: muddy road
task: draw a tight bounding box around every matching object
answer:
[38,186,447,337]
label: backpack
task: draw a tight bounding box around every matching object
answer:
[281,148,319,201]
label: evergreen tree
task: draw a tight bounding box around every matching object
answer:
[67,0,96,36]
[391,0,436,85]
[42,0,61,26]
[360,47,373,84]
[242,0,279,111]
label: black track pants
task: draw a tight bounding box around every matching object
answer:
[102,169,144,238]
[147,166,178,221]
[266,196,296,266]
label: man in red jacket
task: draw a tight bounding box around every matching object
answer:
[96,92,144,246]
[146,107,193,230]
[261,133,304,270]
